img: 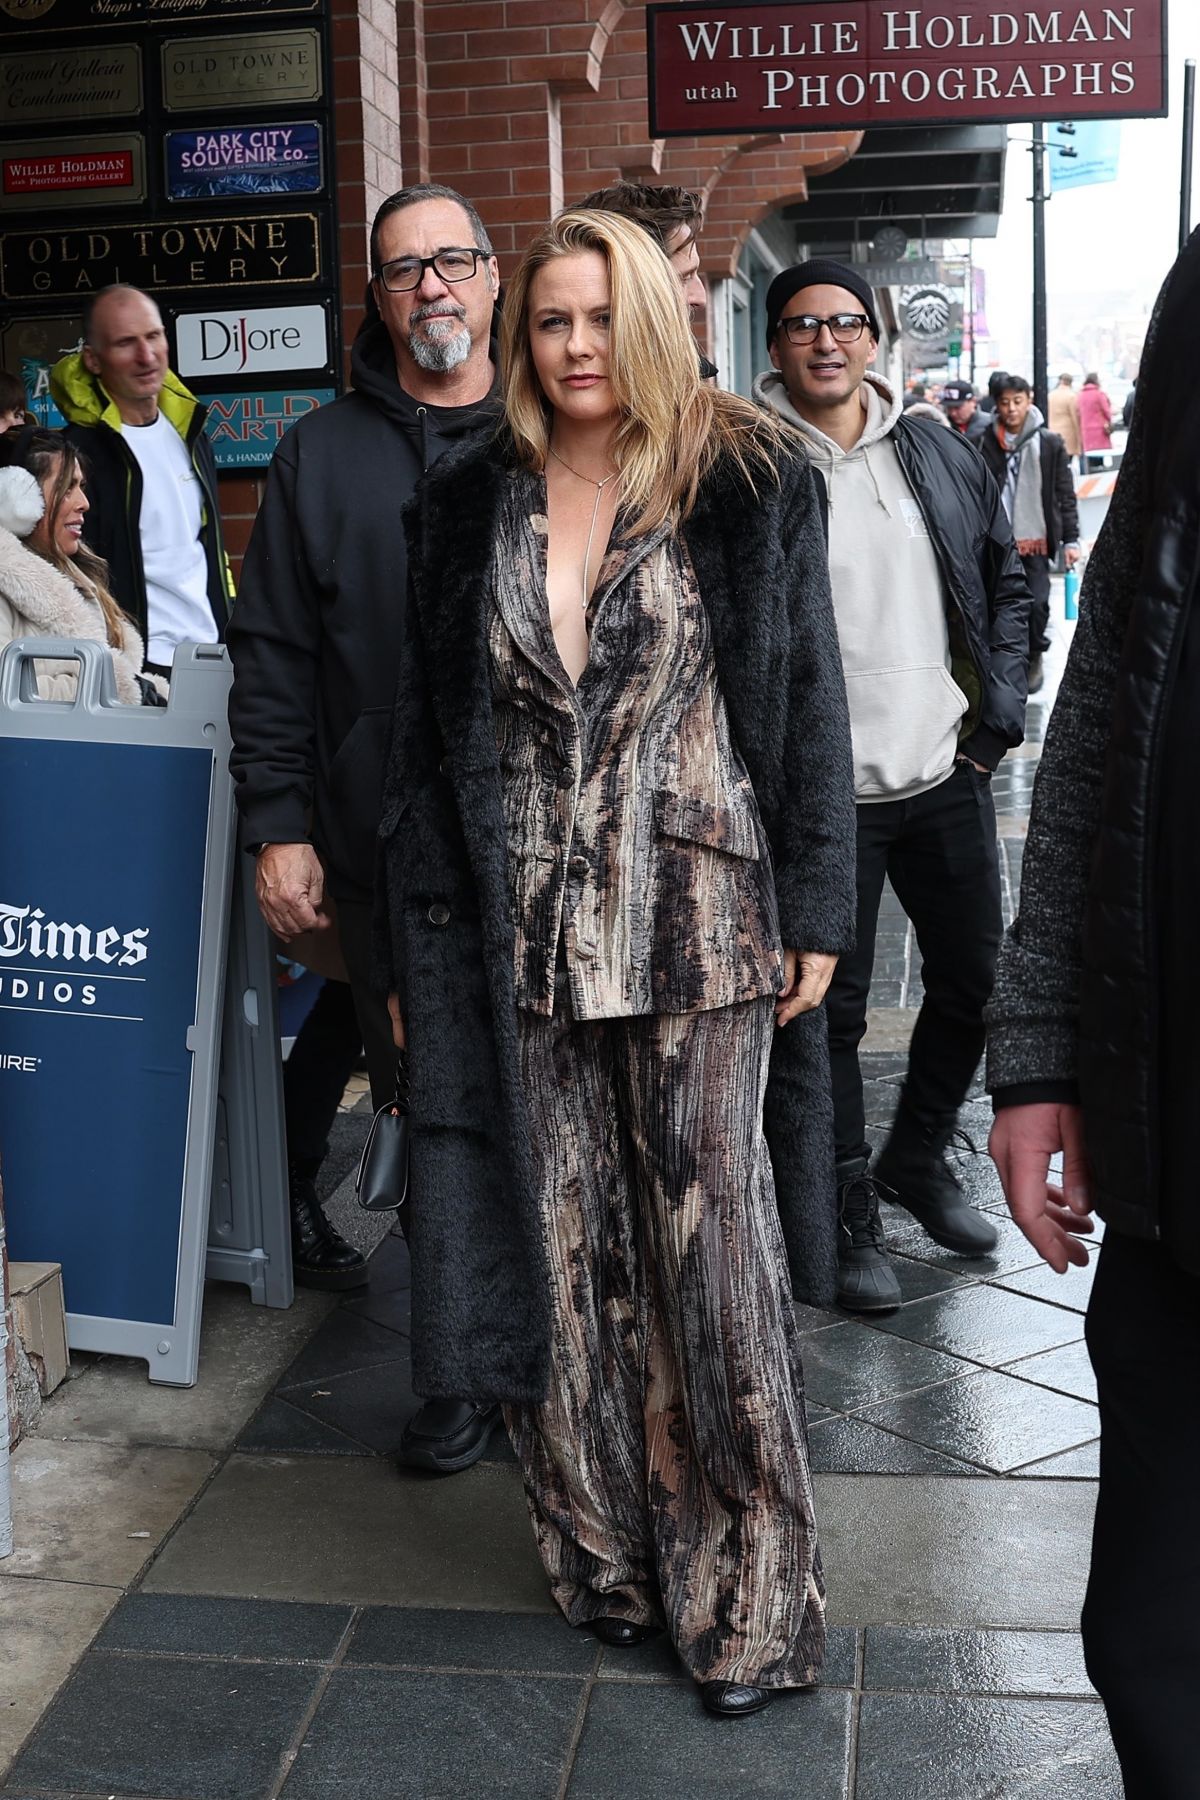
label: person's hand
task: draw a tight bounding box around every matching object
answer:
[956,755,991,775]
[387,993,406,1051]
[988,1102,1094,1273]
[255,842,328,939]
[1065,545,1081,569]
[776,949,837,1025]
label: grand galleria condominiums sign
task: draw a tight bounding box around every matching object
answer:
[647,2,1167,135]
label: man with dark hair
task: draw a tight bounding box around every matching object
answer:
[979,374,1079,694]
[228,184,503,1472]
[754,258,1030,1311]
[580,180,712,369]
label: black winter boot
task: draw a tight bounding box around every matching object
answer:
[836,1157,901,1313]
[874,1111,999,1257]
[289,1162,369,1291]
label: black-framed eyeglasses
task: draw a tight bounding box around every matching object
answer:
[375,248,489,292]
[778,312,870,346]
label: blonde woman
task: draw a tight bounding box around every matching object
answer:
[378,211,856,1716]
[0,427,164,703]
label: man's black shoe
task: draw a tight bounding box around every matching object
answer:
[874,1112,1000,1257]
[289,1163,369,1291]
[836,1158,901,1312]
[398,1398,500,1473]
[588,1618,661,1647]
[701,1681,774,1718]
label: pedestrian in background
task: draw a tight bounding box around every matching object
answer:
[755,258,1029,1313]
[1047,371,1084,474]
[379,209,856,1718]
[228,184,506,1471]
[940,379,988,443]
[979,374,1080,694]
[0,371,27,434]
[1078,371,1113,469]
[988,229,1200,1800]
[579,180,712,367]
[50,287,232,681]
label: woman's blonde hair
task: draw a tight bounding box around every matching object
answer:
[501,208,787,534]
[23,432,127,648]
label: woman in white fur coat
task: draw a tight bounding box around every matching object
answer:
[0,425,165,704]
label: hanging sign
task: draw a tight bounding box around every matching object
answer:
[647,1,1168,136]
[165,120,322,200]
[175,302,328,377]
[202,387,335,468]
[1,44,142,124]
[0,212,322,300]
[2,135,145,209]
[162,30,322,109]
[0,0,316,31]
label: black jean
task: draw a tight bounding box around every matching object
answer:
[825,762,1003,1163]
[281,897,398,1170]
[1083,1231,1200,1799]
[1022,552,1051,657]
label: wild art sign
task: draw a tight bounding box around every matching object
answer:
[647,1,1168,134]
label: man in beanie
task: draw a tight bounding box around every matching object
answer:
[228,184,505,1473]
[754,258,1030,1311]
[941,379,988,443]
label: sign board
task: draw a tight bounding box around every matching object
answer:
[203,386,334,467]
[165,120,322,200]
[2,135,145,209]
[0,213,322,300]
[2,315,81,428]
[1,44,142,125]
[175,302,328,376]
[1049,118,1122,189]
[0,0,316,30]
[162,30,322,109]
[647,1,1168,135]
[901,282,964,363]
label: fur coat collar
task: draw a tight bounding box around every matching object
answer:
[0,525,148,704]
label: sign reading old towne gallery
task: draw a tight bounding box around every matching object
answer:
[1,0,340,469]
[648,2,1167,134]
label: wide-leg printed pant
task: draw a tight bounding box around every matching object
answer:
[503,988,825,1689]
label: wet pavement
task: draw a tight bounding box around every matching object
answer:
[0,594,1122,1798]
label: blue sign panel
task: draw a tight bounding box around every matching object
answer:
[165,121,322,200]
[0,738,212,1326]
[203,386,335,468]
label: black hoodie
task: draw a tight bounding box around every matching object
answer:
[227,312,502,898]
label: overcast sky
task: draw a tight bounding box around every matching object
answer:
[972,14,1200,373]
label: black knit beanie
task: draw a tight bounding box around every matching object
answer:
[765,258,880,347]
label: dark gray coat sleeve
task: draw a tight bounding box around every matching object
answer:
[960,465,1031,771]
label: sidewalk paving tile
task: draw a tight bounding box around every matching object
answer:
[808,1415,977,1476]
[0,1579,119,1781]
[1,1441,214,1586]
[141,1454,550,1611]
[277,1359,419,1457]
[1002,1340,1098,1405]
[1012,1441,1101,1479]
[854,1693,1120,1799]
[871,1285,1084,1368]
[855,1370,1097,1473]
[344,1606,598,1674]
[593,1625,858,1689]
[995,1256,1097,1313]
[862,1627,1095,1697]
[815,1476,1095,1627]
[798,1321,972,1413]
[95,1594,354,1661]
[566,1682,852,1799]
[237,1397,372,1457]
[883,1257,973,1305]
[9,1653,320,1799]
[881,1213,1046,1280]
[278,1667,580,1800]
[275,1309,411,1391]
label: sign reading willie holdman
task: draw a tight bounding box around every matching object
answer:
[0,213,321,300]
[3,135,146,209]
[647,1,1168,136]
[165,121,322,200]
[0,0,316,31]
[204,387,334,468]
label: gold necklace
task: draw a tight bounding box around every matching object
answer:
[548,446,618,609]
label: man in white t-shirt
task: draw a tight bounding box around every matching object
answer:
[51,287,232,673]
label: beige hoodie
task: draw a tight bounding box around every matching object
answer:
[753,368,967,803]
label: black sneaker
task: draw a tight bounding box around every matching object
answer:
[836,1158,901,1312]
[874,1114,1000,1257]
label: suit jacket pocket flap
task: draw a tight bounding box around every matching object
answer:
[654,787,760,860]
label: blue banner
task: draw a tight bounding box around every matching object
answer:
[203,386,335,468]
[1049,121,1121,192]
[165,121,322,200]
[0,738,212,1326]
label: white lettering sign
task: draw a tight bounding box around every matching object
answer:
[175,302,326,377]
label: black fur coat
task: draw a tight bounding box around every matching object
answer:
[377,433,856,1403]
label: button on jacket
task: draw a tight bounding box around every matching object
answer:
[488,471,784,1020]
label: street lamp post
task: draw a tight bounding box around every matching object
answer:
[1031,122,1049,417]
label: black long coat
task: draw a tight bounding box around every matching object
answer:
[378,434,857,1403]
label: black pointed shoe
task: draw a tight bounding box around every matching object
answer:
[701,1681,774,1719]
[289,1163,369,1291]
[835,1158,901,1312]
[874,1113,1000,1257]
[588,1618,661,1647]
[397,1397,500,1473]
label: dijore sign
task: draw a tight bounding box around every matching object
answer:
[646,2,1167,135]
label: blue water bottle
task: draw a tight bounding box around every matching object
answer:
[1064,564,1081,620]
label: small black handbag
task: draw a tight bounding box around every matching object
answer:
[355,1056,410,1214]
